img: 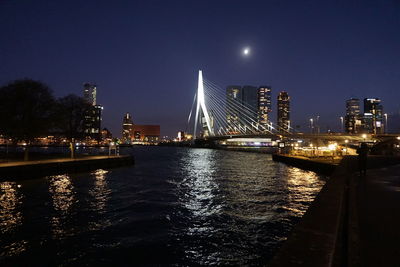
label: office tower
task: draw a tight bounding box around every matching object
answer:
[258,86,272,129]
[345,98,361,133]
[83,82,97,106]
[277,91,290,132]
[122,112,133,143]
[83,82,102,141]
[83,105,103,141]
[226,86,242,132]
[241,85,258,126]
[363,98,383,134]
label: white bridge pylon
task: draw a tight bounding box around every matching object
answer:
[194,70,214,138]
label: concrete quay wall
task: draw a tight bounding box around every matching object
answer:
[272,154,337,175]
[0,155,134,181]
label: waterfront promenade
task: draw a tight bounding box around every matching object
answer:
[354,164,400,266]
[270,155,400,266]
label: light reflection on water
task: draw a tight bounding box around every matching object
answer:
[180,149,221,218]
[0,182,27,258]
[89,169,110,213]
[176,148,326,265]
[88,169,112,231]
[284,168,322,215]
[48,174,75,213]
[0,182,23,234]
[48,174,76,239]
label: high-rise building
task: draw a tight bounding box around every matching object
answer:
[83,105,103,140]
[241,85,258,126]
[83,83,97,106]
[363,98,383,134]
[226,85,271,133]
[277,91,290,132]
[258,86,272,128]
[226,86,242,132]
[83,82,102,141]
[345,98,361,133]
[122,112,133,143]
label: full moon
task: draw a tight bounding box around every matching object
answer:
[243,47,250,55]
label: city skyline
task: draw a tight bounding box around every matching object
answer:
[1,1,400,136]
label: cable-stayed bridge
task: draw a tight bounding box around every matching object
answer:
[187,70,398,145]
[188,70,288,138]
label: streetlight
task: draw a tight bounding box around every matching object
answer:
[340,116,344,133]
[310,118,314,134]
[384,113,388,134]
[362,134,367,142]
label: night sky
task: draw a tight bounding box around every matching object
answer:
[1,0,400,137]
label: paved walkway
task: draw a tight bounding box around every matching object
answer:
[354,164,400,266]
[269,156,400,266]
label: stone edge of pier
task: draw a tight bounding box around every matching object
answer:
[272,153,338,175]
[0,155,135,181]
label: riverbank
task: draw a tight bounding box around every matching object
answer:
[0,155,134,180]
[269,155,400,266]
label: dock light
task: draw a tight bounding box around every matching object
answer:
[397,136,400,140]
[362,134,367,140]
[328,144,337,151]
[309,143,313,147]
[345,140,349,143]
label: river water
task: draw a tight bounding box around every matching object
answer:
[0,146,326,266]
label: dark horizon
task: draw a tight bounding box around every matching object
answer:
[1,0,400,137]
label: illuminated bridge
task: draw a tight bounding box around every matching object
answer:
[187,70,399,147]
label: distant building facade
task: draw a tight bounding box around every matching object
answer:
[343,97,384,134]
[132,125,160,143]
[121,112,160,144]
[226,85,271,133]
[83,105,103,140]
[277,91,290,132]
[241,85,258,126]
[101,128,112,143]
[83,83,97,106]
[258,86,272,129]
[345,98,361,133]
[226,85,242,132]
[122,112,133,143]
[363,98,383,134]
[83,82,103,141]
